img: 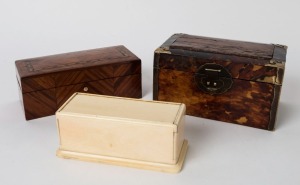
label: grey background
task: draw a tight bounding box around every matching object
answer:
[0,0,299,184]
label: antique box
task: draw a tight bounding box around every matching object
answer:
[15,45,141,120]
[56,93,188,173]
[153,33,287,130]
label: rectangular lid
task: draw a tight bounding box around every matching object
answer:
[169,34,275,59]
[16,45,140,78]
[57,93,185,130]
[155,34,287,85]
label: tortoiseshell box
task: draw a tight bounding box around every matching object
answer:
[153,33,287,130]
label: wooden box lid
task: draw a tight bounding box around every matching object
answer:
[155,34,287,85]
[16,45,141,93]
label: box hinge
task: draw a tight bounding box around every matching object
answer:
[269,59,284,65]
[272,44,288,50]
[269,43,287,66]
[155,47,171,54]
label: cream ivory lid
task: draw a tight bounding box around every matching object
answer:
[57,93,185,127]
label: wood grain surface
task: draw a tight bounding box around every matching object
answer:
[16,46,142,120]
[22,89,57,120]
[15,45,139,78]
[171,34,274,59]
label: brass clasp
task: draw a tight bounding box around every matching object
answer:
[194,63,233,95]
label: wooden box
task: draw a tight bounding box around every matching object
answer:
[56,93,188,173]
[15,45,141,120]
[153,34,287,130]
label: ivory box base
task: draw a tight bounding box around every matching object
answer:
[57,140,188,173]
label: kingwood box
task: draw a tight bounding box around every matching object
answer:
[15,45,141,120]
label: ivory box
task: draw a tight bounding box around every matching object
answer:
[56,93,188,173]
[15,45,141,120]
